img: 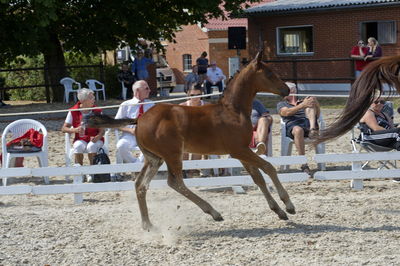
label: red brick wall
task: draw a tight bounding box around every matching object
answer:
[247,7,400,82]
[208,30,250,79]
[165,25,209,84]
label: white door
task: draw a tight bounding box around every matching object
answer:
[229,57,240,79]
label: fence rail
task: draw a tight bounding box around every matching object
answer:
[1,150,399,204]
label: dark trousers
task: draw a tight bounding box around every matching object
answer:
[205,81,223,95]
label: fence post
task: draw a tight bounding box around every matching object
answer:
[43,64,51,103]
[351,150,363,190]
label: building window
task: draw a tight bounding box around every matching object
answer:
[183,54,192,72]
[276,26,313,55]
[361,21,396,44]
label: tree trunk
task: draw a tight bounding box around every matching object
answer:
[42,33,67,102]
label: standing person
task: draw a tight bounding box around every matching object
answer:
[117,62,136,99]
[205,61,225,96]
[184,65,200,93]
[131,50,154,81]
[196,51,209,84]
[350,40,369,77]
[277,82,320,174]
[61,88,105,166]
[365,37,383,61]
[115,80,154,163]
[251,99,273,156]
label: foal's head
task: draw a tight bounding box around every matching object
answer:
[244,51,289,97]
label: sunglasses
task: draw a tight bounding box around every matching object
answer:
[189,94,202,96]
[374,100,385,104]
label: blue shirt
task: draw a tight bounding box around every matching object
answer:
[132,57,154,80]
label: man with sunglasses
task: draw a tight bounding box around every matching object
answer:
[115,80,154,164]
[350,40,369,77]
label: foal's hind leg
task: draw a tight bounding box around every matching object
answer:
[241,161,288,220]
[135,150,163,230]
[232,148,295,215]
[165,158,223,221]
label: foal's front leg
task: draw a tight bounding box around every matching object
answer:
[241,161,288,220]
[233,148,295,215]
[135,152,163,231]
[165,158,223,222]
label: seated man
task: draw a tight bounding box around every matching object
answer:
[205,61,225,95]
[115,80,154,163]
[251,99,273,156]
[117,62,136,99]
[61,88,105,166]
[277,82,320,173]
[184,65,200,93]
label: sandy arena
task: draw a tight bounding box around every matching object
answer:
[0,105,400,265]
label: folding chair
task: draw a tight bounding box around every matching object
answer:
[85,79,106,101]
[351,126,397,170]
[1,119,48,186]
[60,77,81,103]
[280,114,326,170]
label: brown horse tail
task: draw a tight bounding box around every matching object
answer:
[316,55,400,144]
[85,113,137,128]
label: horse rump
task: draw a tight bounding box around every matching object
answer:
[84,113,137,128]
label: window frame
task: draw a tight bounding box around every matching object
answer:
[360,20,397,44]
[182,54,192,72]
[276,25,314,56]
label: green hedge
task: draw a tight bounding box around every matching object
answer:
[2,52,121,101]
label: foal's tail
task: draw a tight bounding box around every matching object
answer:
[316,55,400,144]
[85,113,137,128]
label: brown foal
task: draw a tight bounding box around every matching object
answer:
[88,50,294,230]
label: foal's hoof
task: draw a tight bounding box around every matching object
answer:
[286,202,296,215]
[286,207,296,215]
[142,221,154,232]
[214,215,224,222]
[278,211,289,220]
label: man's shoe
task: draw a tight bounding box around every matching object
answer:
[392,178,400,183]
[255,142,266,155]
[301,164,311,176]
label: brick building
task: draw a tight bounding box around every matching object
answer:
[245,0,400,92]
[164,1,273,90]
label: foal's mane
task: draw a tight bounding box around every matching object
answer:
[317,55,400,143]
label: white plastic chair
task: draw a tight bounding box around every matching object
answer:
[121,81,128,100]
[280,114,326,170]
[1,119,48,186]
[65,129,110,167]
[85,79,106,101]
[60,77,81,103]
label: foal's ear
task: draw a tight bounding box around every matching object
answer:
[255,48,264,69]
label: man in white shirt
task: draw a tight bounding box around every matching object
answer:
[205,61,225,96]
[115,80,154,163]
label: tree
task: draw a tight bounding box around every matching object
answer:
[0,0,256,102]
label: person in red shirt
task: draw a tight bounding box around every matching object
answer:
[61,88,105,166]
[350,40,369,77]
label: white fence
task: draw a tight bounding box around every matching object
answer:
[1,151,400,204]
[0,155,309,203]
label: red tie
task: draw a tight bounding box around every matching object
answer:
[138,104,144,118]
